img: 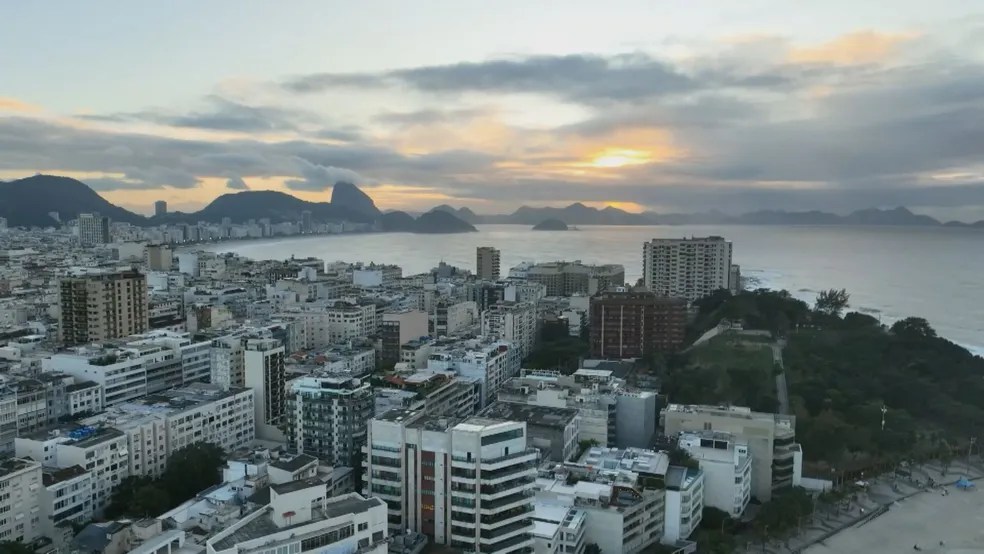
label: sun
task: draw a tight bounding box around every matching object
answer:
[590,148,653,168]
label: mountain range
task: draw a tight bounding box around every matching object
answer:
[0,175,476,233]
[1,174,982,230]
[431,203,984,228]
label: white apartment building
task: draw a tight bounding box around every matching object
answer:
[44,348,151,407]
[206,489,388,554]
[129,330,212,385]
[428,339,521,407]
[504,282,547,305]
[286,374,373,465]
[642,236,733,301]
[282,301,378,347]
[322,346,376,377]
[535,452,667,554]
[663,404,801,501]
[432,300,478,336]
[77,213,110,246]
[81,385,255,478]
[41,465,93,537]
[66,381,103,416]
[0,388,16,455]
[678,431,752,517]
[16,426,129,513]
[662,466,705,544]
[531,501,586,554]
[481,302,537,359]
[366,411,537,553]
[244,338,286,441]
[0,458,42,543]
[210,335,245,389]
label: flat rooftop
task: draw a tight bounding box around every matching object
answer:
[480,401,578,429]
[0,457,38,478]
[211,494,384,551]
[579,446,671,476]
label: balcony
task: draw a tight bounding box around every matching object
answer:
[482,505,533,527]
[479,533,534,553]
[480,491,534,513]
[480,519,532,541]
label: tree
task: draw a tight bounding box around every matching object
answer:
[0,541,35,554]
[891,317,937,340]
[814,289,850,316]
[584,544,601,554]
[160,443,225,502]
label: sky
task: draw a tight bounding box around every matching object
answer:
[2,1,984,220]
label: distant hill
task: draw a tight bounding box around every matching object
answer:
[0,175,145,227]
[532,218,569,231]
[331,181,380,218]
[415,210,478,233]
[431,204,483,224]
[159,190,374,224]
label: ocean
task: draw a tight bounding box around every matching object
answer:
[201,224,984,354]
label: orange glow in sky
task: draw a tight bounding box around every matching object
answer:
[589,148,654,168]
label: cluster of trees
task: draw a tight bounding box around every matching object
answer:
[523,320,589,372]
[684,288,984,472]
[106,443,225,518]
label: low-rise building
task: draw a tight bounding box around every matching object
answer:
[206,488,388,554]
[481,401,579,462]
[678,431,751,518]
[41,465,92,537]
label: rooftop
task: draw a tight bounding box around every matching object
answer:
[269,453,317,473]
[480,401,578,429]
[0,457,39,478]
[42,465,87,486]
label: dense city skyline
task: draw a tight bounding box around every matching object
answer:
[2,2,984,221]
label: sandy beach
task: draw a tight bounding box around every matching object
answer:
[805,484,984,554]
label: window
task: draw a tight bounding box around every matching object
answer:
[358,522,368,531]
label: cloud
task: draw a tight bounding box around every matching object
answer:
[374,107,488,126]
[226,176,249,190]
[789,31,918,65]
[82,95,357,136]
[0,97,42,114]
[283,158,367,191]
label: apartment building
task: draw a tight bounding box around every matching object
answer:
[366,410,537,553]
[286,374,373,465]
[525,262,625,297]
[497,369,659,450]
[374,371,479,419]
[41,465,93,537]
[144,244,174,271]
[16,426,129,513]
[476,246,502,281]
[81,385,255,478]
[534,450,668,554]
[481,402,579,463]
[67,381,103,416]
[481,302,537,359]
[129,330,212,385]
[59,269,148,346]
[431,299,478,336]
[531,501,586,554]
[427,339,521,407]
[0,388,15,455]
[381,310,429,365]
[210,335,245,389]
[0,458,42,543]
[43,339,189,407]
[206,489,388,554]
[589,291,687,358]
[642,236,734,301]
[244,338,286,441]
[663,404,801,501]
[77,213,110,246]
[678,431,752,517]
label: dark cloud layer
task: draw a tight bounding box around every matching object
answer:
[4,36,984,217]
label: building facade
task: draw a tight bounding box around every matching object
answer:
[678,431,752,517]
[589,291,687,358]
[476,246,502,281]
[77,213,110,246]
[286,374,373,465]
[366,411,537,553]
[0,458,42,543]
[244,338,286,441]
[59,269,149,346]
[642,236,734,301]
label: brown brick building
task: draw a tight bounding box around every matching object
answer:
[589,291,687,358]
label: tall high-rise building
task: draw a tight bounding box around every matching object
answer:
[154,200,168,216]
[77,212,110,246]
[244,338,286,441]
[0,216,7,231]
[525,261,624,296]
[58,269,148,346]
[286,374,373,465]
[366,410,536,551]
[642,236,733,301]
[476,246,501,280]
[589,291,687,358]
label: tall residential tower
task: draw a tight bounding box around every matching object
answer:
[476,246,501,280]
[642,236,734,301]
